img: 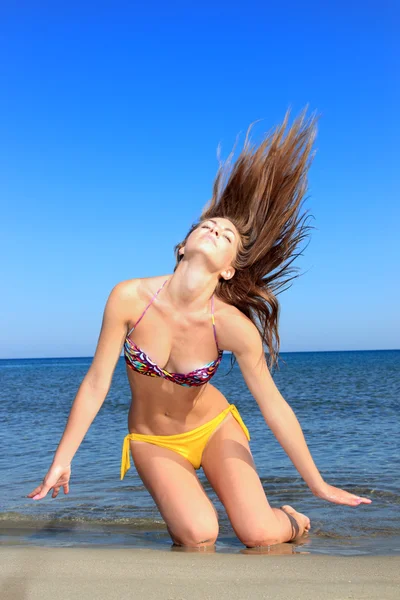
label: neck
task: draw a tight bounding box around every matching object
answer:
[165,258,220,312]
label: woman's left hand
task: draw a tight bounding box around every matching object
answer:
[312,482,372,506]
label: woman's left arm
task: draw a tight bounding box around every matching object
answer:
[232,319,371,507]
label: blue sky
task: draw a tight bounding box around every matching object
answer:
[1,1,398,359]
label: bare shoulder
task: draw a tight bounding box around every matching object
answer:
[107,275,171,322]
[214,297,262,355]
[110,274,171,302]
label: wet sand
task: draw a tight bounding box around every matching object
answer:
[0,546,399,600]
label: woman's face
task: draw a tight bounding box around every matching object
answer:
[181,217,240,277]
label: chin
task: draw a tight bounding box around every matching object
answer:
[186,244,221,269]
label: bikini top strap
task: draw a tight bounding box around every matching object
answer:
[128,278,169,336]
[211,294,220,351]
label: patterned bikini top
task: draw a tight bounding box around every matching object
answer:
[124,279,223,387]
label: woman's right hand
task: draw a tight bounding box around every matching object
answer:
[27,464,71,500]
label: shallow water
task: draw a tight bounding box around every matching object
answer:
[1,350,399,555]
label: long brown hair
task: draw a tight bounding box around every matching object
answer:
[174,108,318,371]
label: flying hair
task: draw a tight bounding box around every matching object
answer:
[174,107,318,371]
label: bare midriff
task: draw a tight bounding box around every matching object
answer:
[125,366,230,436]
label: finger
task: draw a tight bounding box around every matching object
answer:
[27,485,43,498]
[342,496,371,507]
[346,491,372,504]
[32,483,52,500]
[356,495,372,503]
[63,482,70,494]
[352,496,372,505]
[52,486,61,499]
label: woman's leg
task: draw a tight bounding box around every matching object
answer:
[200,413,310,546]
[130,440,219,548]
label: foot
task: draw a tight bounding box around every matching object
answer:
[280,504,311,537]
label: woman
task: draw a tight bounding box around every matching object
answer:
[28,110,371,548]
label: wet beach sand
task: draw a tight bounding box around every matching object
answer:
[1,546,399,600]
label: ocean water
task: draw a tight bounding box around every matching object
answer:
[0,350,399,556]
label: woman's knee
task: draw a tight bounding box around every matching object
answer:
[168,519,219,547]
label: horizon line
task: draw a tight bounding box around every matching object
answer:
[0,348,399,361]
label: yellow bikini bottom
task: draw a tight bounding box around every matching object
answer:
[120,404,250,480]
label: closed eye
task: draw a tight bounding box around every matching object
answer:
[201,224,232,242]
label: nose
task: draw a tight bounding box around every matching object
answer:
[210,224,219,237]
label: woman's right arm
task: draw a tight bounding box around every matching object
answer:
[27,280,136,500]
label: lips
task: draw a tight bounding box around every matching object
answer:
[204,234,217,245]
